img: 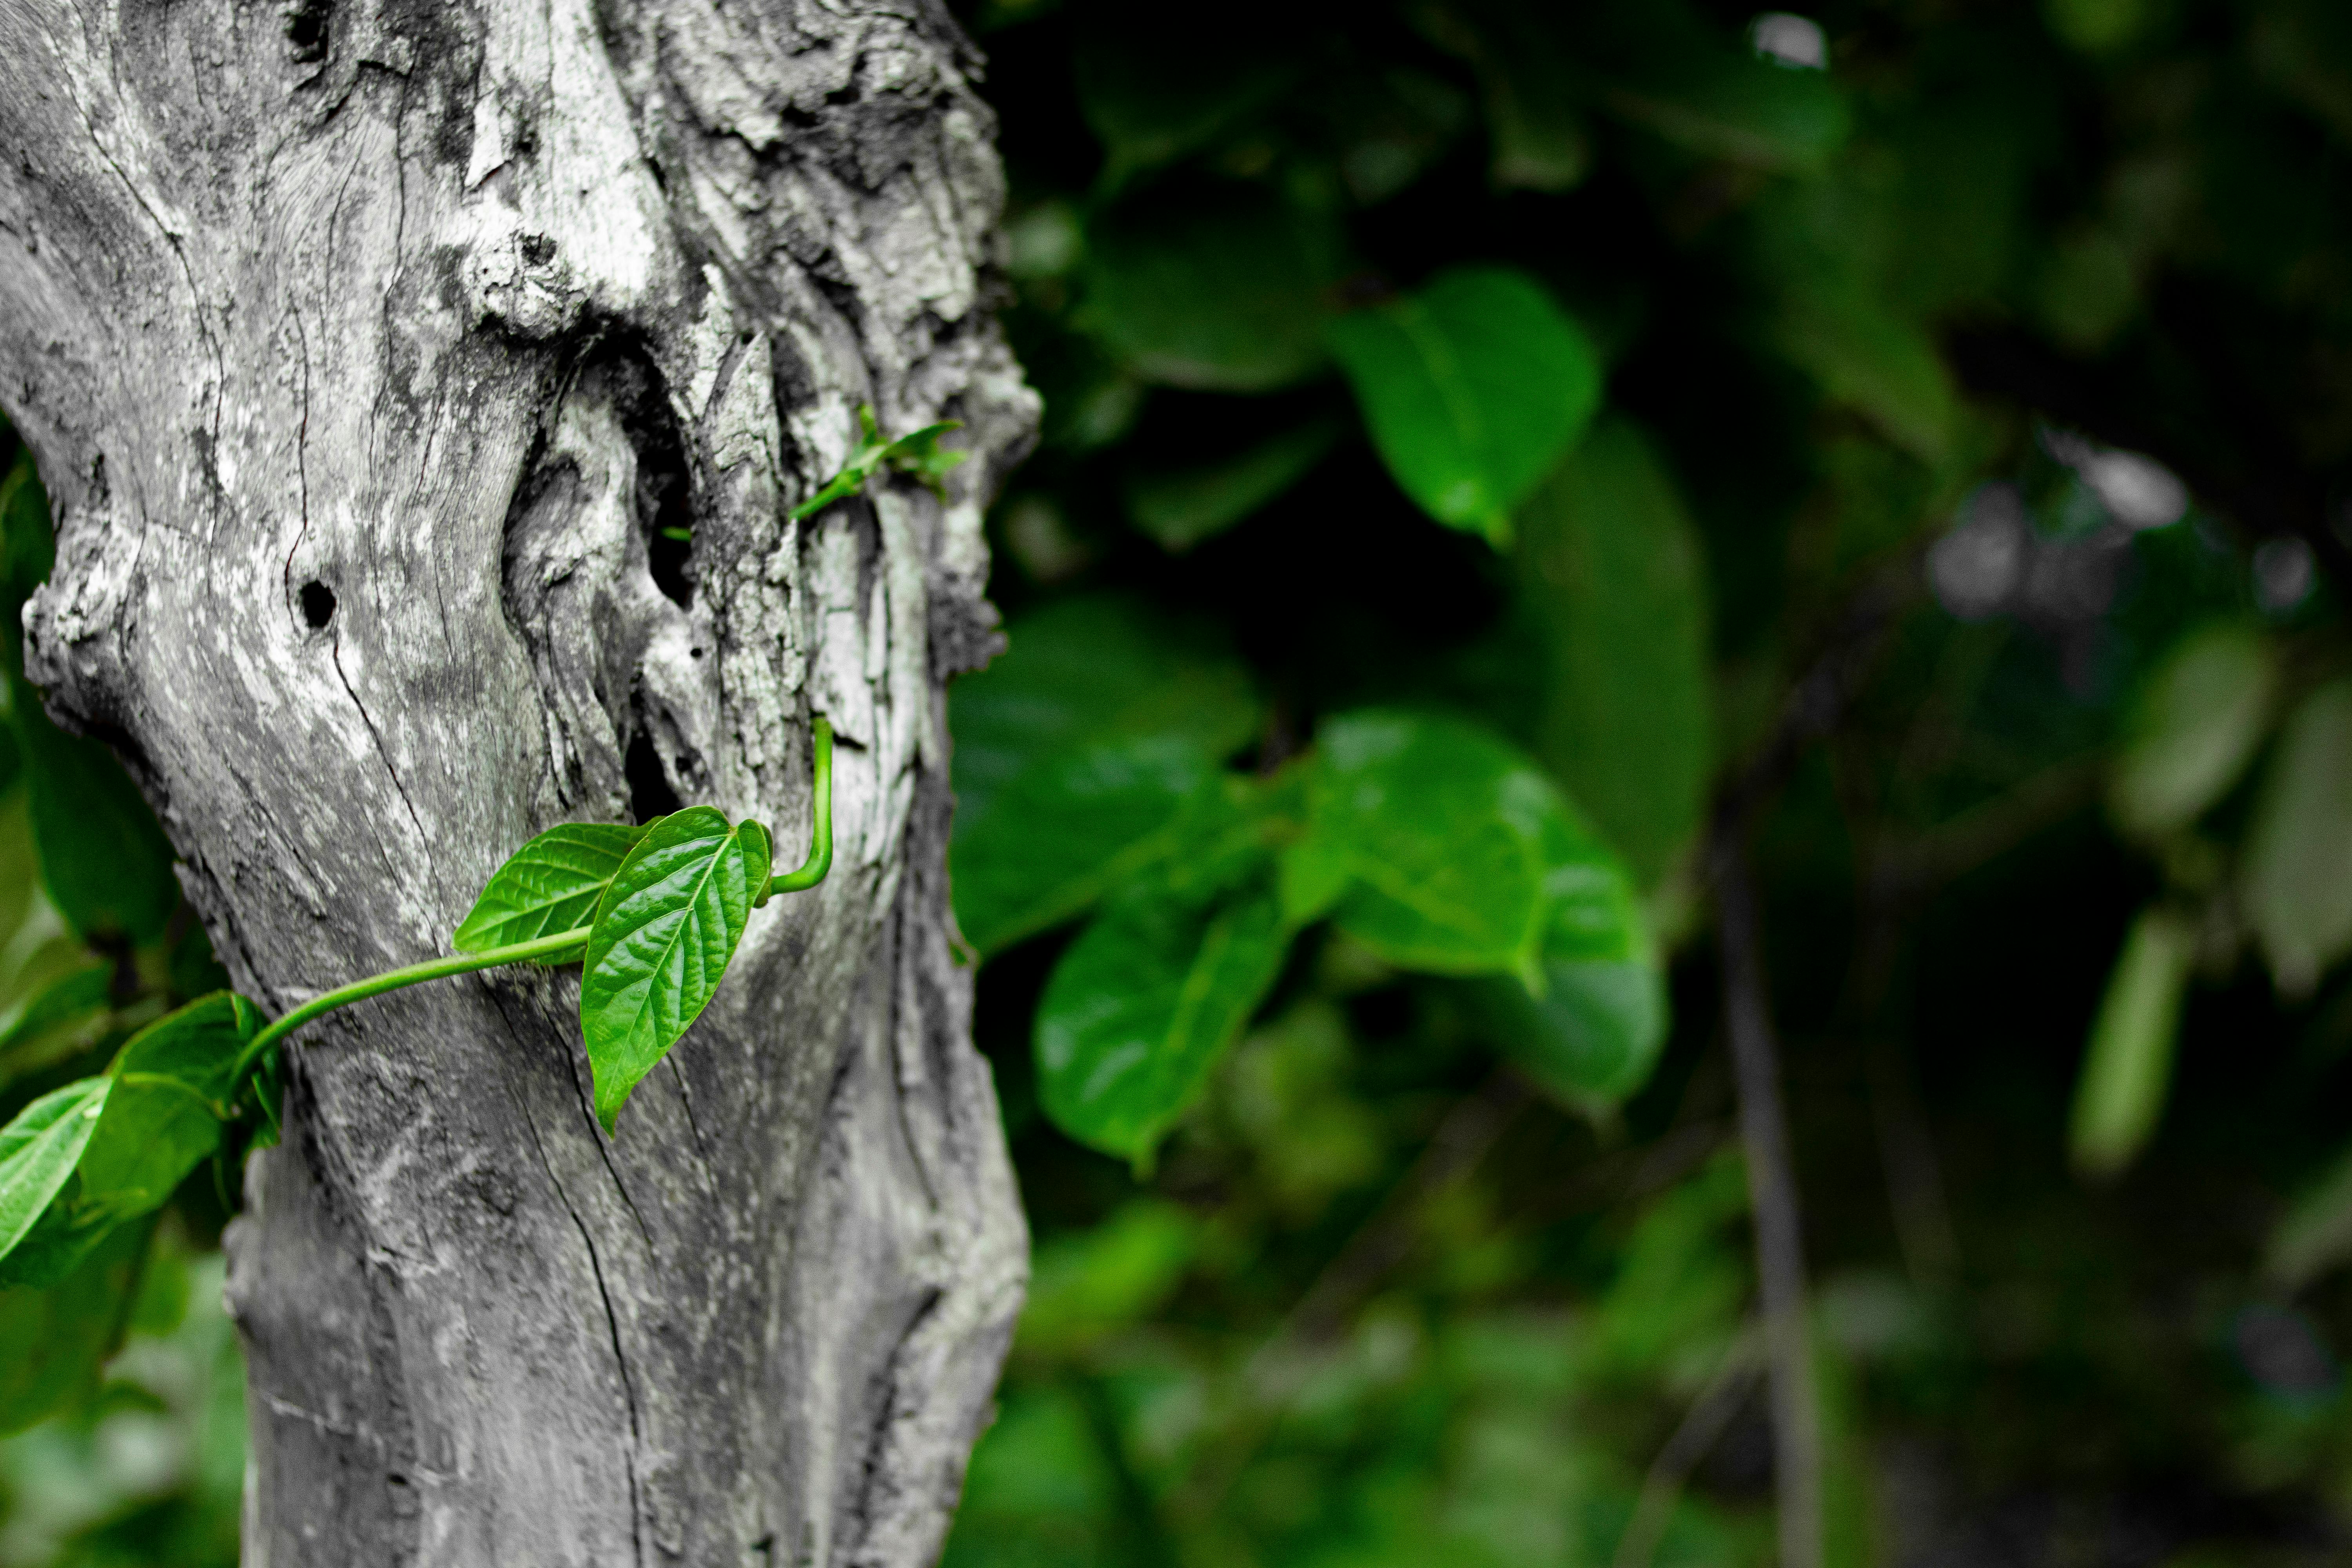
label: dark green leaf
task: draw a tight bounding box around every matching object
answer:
[2241,681,2352,996]
[1328,267,1602,546]
[1124,419,1338,553]
[2069,906,2196,1179]
[0,448,55,624]
[949,594,1259,833]
[0,961,114,1085]
[13,678,180,944]
[1072,7,1296,183]
[953,737,1220,958]
[580,807,761,1131]
[0,1216,147,1434]
[0,1076,109,1266]
[1514,417,1713,887]
[2109,623,2276,841]
[1083,181,1345,392]
[1307,711,1564,976]
[1418,0,1593,190]
[1035,871,1290,1162]
[1583,4,1850,171]
[453,822,647,954]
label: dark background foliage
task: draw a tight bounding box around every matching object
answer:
[11,0,2352,1564]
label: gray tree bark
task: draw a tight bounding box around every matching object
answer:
[0,0,1034,1561]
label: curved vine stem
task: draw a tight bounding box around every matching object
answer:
[229,715,835,1092]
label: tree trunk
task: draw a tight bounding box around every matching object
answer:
[0,0,1034,1561]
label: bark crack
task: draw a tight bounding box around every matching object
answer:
[329,635,432,878]
[505,1006,650,1568]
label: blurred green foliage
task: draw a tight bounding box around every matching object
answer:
[14,0,2352,1563]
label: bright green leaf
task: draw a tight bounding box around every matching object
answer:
[1515,417,1713,887]
[2242,682,2352,996]
[0,993,259,1289]
[454,822,648,954]
[1328,267,1602,545]
[1123,419,1338,554]
[13,678,179,944]
[0,1076,109,1267]
[1309,711,1566,976]
[580,807,761,1131]
[2109,623,2276,841]
[952,737,1220,957]
[950,595,1259,833]
[1083,182,1345,392]
[2069,905,2196,1180]
[1035,872,1290,1162]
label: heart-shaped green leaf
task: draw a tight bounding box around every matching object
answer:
[453,822,648,955]
[1328,267,1601,546]
[580,807,764,1132]
[0,1077,109,1269]
[1034,869,1290,1163]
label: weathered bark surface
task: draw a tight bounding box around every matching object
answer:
[0,0,1034,1561]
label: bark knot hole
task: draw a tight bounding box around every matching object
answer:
[284,0,330,63]
[299,580,336,629]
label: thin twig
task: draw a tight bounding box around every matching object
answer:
[1711,840,1825,1568]
[1613,1326,1765,1568]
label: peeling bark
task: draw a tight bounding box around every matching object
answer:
[0,0,1034,1561]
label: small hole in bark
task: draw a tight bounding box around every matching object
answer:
[299,580,336,629]
[285,0,330,63]
[625,731,683,823]
[690,646,703,659]
[519,233,556,268]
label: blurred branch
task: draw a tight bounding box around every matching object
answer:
[1710,840,1826,1568]
[1613,1325,1766,1568]
[1698,568,1909,1568]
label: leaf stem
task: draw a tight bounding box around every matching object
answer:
[769,716,833,896]
[231,927,591,1085]
[226,717,835,1093]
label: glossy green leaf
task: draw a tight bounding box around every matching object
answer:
[1307,711,1570,976]
[1083,182,1345,392]
[0,994,258,1289]
[1123,419,1338,554]
[1771,285,1957,463]
[1035,871,1290,1163]
[13,677,179,944]
[952,737,1220,957]
[950,595,1259,833]
[2108,623,2276,841]
[453,822,647,954]
[1468,788,1665,1106]
[2242,681,2352,996]
[0,1076,108,1267]
[1328,267,1602,545]
[80,993,258,1210]
[1515,417,1713,887]
[580,807,761,1131]
[0,1216,147,1434]
[2069,906,2196,1180]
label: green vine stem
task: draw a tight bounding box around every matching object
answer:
[229,717,835,1090]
